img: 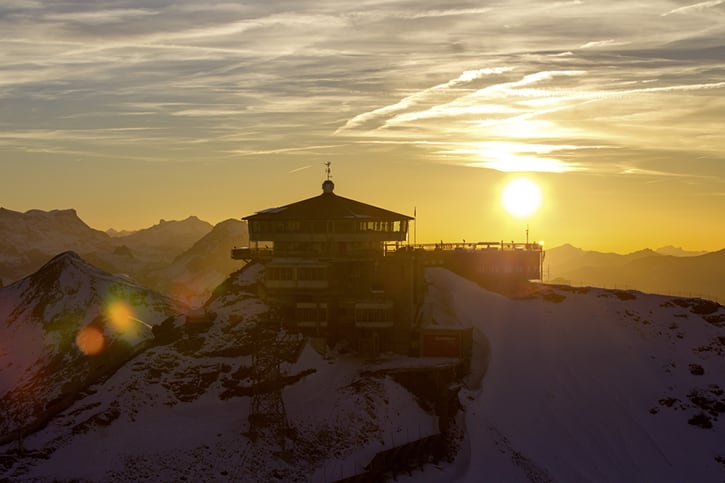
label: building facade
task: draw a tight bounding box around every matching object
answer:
[234,180,418,354]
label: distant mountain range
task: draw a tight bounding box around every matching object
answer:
[655,245,709,257]
[1,207,721,305]
[109,216,213,265]
[0,208,249,305]
[545,244,725,303]
[143,219,250,307]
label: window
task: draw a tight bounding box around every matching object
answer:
[267,266,294,280]
[295,304,327,323]
[297,266,327,281]
[354,303,394,324]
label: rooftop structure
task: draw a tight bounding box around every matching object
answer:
[239,179,412,260]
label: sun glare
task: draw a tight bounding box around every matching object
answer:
[502,178,542,218]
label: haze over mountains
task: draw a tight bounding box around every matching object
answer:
[2,206,722,307]
[545,244,725,304]
[0,208,249,306]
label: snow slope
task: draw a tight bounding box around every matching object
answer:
[2,264,723,482]
[1,264,439,482]
[421,268,725,482]
[0,252,185,440]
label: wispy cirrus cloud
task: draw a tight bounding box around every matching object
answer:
[579,39,628,49]
[335,67,513,133]
[661,0,724,16]
[447,142,587,173]
[44,9,159,24]
[1,0,724,180]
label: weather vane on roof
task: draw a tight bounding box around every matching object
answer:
[324,161,332,181]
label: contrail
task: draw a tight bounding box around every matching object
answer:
[288,165,311,174]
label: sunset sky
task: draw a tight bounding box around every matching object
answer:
[1,1,723,252]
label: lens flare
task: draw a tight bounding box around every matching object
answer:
[106,300,135,333]
[76,324,105,356]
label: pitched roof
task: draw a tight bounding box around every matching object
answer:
[243,192,413,221]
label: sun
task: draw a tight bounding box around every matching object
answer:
[502,178,542,218]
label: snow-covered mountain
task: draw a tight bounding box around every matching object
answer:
[0,210,230,307]
[413,269,725,482]
[1,265,723,481]
[0,209,213,285]
[0,252,185,445]
[1,264,439,481]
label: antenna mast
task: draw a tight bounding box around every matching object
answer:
[324,161,332,180]
[414,206,417,246]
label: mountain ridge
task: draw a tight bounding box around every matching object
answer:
[545,244,725,303]
[1,264,722,480]
[0,251,185,442]
[0,210,225,296]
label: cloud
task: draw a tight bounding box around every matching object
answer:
[441,142,588,173]
[661,0,724,16]
[0,0,723,181]
[579,39,628,49]
[44,9,159,25]
[172,109,247,117]
[225,145,344,157]
[335,67,513,133]
[392,7,492,19]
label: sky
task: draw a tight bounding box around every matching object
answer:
[1,0,724,252]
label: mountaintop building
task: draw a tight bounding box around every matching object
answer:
[234,171,543,359]
[233,177,421,354]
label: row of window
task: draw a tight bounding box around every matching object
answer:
[294,304,394,324]
[251,220,407,235]
[267,265,328,281]
[355,308,394,324]
[275,241,382,255]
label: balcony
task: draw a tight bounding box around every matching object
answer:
[264,263,329,291]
